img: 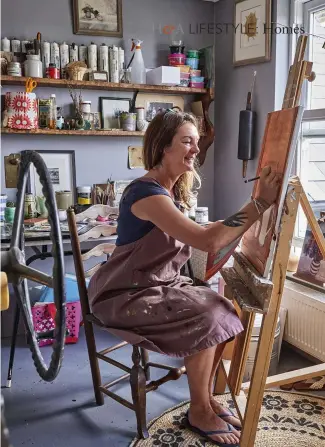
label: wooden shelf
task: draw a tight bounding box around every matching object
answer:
[1,128,145,137]
[1,75,207,95]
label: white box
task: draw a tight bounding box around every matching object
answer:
[146,66,180,86]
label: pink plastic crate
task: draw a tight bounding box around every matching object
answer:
[189,81,205,88]
[31,301,82,346]
[168,53,186,66]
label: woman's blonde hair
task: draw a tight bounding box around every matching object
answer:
[143,109,201,208]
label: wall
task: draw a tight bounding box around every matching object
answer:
[1,0,215,213]
[213,0,291,219]
[1,0,215,337]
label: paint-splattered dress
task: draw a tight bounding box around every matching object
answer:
[88,177,243,357]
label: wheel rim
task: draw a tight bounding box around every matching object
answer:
[9,150,66,382]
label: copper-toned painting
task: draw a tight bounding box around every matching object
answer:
[241,106,304,277]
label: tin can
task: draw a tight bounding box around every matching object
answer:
[60,42,69,77]
[88,42,97,71]
[118,47,124,81]
[195,207,209,224]
[99,43,109,73]
[70,43,78,62]
[79,44,87,64]
[38,99,52,128]
[109,46,119,83]
[50,42,60,70]
[11,38,21,54]
[46,63,60,79]
[42,41,51,75]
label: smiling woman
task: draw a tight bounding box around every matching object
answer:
[88,109,281,446]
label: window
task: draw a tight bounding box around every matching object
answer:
[293,0,325,243]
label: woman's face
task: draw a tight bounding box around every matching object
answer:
[163,123,200,175]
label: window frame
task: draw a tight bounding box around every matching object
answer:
[290,0,325,247]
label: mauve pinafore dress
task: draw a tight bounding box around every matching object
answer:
[88,178,244,357]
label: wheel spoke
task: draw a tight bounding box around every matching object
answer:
[15,264,53,287]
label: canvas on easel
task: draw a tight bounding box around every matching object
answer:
[240,106,304,276]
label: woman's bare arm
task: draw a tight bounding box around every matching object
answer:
[131,166,281,253]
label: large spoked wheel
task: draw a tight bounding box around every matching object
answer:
[1,150,66,382]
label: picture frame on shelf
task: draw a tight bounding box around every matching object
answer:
[72,0,123,37]
[135,93,184,122]
[233,0,272,66]
[27,150,77,204]
[99,96,131,129]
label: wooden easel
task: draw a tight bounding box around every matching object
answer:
[216,177,325,447]
[214,35,324,446]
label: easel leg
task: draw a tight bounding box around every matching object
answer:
[241,307,281,446]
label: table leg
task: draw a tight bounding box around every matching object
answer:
[6,303,20,388]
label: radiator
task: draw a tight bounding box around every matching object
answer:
[282,280,325,361]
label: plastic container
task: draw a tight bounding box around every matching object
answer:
[46,63,60,79]
[81,101,91,114]
[190,76,205,83]
[130,41,146,84]
[187,49,200,58]
[189,81,205,88]
[190,69,201,77]
[176,65,191,73]
[180,72,190,80]
[179,79,190,87]
[186,57,199,70]
[77,186,92,205]
[195,207,209,224]
[168,53,186,66]
[169,45,185,54]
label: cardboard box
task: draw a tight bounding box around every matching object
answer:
[146,66,180,86]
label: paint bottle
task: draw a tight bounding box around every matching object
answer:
[50,42,60,71]
[1,37,10,52]
[42,41,51,76]
[79,44,88,65]
[88,42,97,71]
[109,45,119,83]
[60,42,69,77]
[70,43,79,62]
[195,207,209,225]
[99,43,109,74]
[77,186,92,205]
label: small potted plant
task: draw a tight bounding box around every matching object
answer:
[5,201,15,224]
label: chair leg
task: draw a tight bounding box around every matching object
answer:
[83,320,104,406]
[130,347,149,439]
[140,348,150,381]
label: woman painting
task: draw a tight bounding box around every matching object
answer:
[88,110,280,446]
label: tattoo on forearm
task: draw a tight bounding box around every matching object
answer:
[222,212,248,227]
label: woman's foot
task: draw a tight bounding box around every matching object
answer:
[188,404,240,445]
[210,398,242,429]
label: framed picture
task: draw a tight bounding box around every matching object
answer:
[73,0,123,37]
[28,150,77,203]
[294,215,325,288]
[135,93,184,122]
[99,96,131,129]
[233,0,272,66]
[89,71,109,81]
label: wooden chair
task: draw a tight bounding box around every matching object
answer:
[67,206,186,439]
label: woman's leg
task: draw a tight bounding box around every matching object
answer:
[208,342,242,428]
[184,346,240,445]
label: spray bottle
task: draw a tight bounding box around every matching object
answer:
[129,39,146,84]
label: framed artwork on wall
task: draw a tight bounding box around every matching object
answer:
[99,96,131,129]
[233,0,272,66]
[28,150,77,203]
[73,0,123,37]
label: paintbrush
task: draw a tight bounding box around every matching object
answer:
[244,175,260,183]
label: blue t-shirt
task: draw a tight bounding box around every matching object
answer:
[116,178,170,246]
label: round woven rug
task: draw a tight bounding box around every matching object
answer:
[130,391,325,447]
